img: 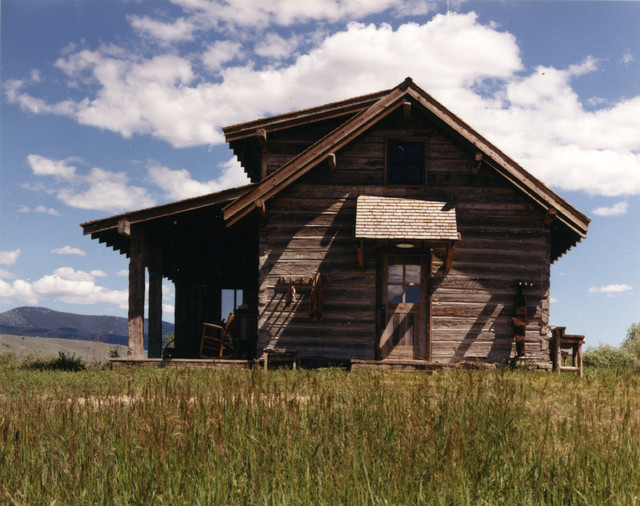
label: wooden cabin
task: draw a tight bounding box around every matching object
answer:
[81,78,589,367]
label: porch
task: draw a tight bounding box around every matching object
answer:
[81,186,260,360]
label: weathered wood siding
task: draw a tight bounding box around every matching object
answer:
[258,108,551,364]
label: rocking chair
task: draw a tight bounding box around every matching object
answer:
[200,313,237,358]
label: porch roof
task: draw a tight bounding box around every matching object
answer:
[355,196,459,241]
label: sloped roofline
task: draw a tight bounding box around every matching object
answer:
[222,77,590,240]
[81,184,255,236]
[222,89,390,142]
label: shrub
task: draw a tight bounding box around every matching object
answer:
[622,322,640,358]
[583,344,638,370]
[23,351,86,372]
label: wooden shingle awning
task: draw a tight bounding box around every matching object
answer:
[355,196,459,241]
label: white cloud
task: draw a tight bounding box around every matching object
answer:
[592,201,628,217]
[202,41,243,72]
[18,204,62,216]
[6,12,640,197]
[0,268,18,280]
[26,154,156,212]
[255,33,300,60]
[621,50,634,64]
[56,167,156,212]
[128,15,197,44]
[0,249,21,265]
[0,267,128,308]
[148,157,249,200]
[117,269,129,277]
[588,284,633,297]
[51,245,88,256]
[27,154,77,179]
[90,270,108,277]
[155,0,432,36]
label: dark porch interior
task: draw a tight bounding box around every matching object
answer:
[81,189,259,359]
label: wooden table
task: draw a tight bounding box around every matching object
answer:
[261,348,298,370]
[550,327,585,377]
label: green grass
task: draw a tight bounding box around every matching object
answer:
[1,359,639,504]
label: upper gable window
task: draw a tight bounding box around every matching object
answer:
[386,140,425,185]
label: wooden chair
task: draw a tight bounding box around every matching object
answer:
[200,313,237,358]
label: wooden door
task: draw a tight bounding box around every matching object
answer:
[379,255,428,360]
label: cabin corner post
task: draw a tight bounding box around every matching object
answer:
[127,226,146,358]
[147,249,163,358]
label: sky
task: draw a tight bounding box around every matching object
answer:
[1,0,639,348]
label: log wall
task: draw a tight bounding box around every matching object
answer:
[258,108,551,364]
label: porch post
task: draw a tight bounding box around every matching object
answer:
[148,250,163,358]
[128,226,145,358]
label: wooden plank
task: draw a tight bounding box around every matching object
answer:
[128,227,145,359]
[147,249,163,359]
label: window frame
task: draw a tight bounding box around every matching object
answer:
[384,138,427,186]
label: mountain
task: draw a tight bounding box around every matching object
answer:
[0,306,174,347]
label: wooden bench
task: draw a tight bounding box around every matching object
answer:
[261,348,298,371]
[550,326,585,377]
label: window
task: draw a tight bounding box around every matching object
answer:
[387,140,425,185]
[221,289,243,320]
[387,263,421,304]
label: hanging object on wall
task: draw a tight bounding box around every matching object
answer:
[309,272,324,322]
[512,282,529,357]
[285,281,297,305]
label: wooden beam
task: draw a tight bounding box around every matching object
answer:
[147,250,163,359]
[544,207,558,225]
[327,153,337,172]
[127,227,145,359]
[256,128,267,146]
[427,249,433,362]
[445,241,455,273]
[255,198,266,218]
[117,219,130,237]
[257,128,269,180]
[357,239,364,269]
[472,152,482,175]
[402,101,411,119]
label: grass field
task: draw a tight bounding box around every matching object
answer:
[0,333,127,363]
[1,357,639,504]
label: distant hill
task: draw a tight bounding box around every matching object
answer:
[0,306,174,347]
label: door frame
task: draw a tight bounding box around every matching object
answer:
[375,249,432,360]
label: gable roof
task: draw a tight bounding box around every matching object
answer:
[222,77,589,261]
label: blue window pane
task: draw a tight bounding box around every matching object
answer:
[405,285,421,303]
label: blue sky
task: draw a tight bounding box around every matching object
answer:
[1,0,639,347]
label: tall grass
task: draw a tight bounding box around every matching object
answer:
[1,362,639,504]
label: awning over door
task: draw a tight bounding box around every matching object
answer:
[355,195,459,240]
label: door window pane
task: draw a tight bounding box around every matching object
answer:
[387,261,422,304]
[387,285,403,303]
[405,285,421,303]
[388,264,403,283]
[405,264,421,283]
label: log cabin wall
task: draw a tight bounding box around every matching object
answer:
[257,106,551,364]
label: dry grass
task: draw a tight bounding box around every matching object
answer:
[1,360,639,504]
